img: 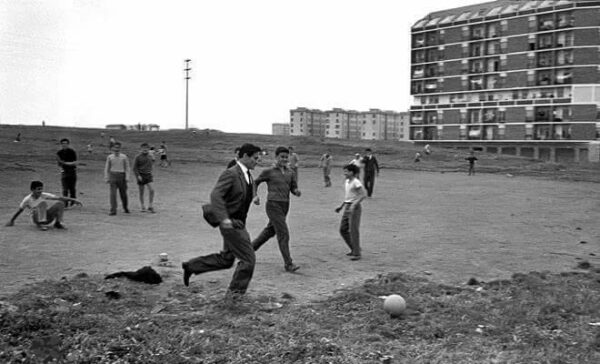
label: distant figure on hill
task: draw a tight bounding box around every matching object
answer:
[319,152,332,187]
[14,133,21,142]
[56,138,78,207]
[158,141,170,167]
[108,136,116,150]
[42,120,45,127]
[466,151,478,176]
[87,144,93,154]
[288,146,299,182]
[414,152,422,163]
[5,180,82,230]
[424,144,431,155]
[133,143,156,213]
[361,148,379,197]
[104,142,131,215]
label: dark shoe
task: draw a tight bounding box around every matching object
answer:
[124,209,130,214]
[182,262,191,287]
[147,207,155,213]
[350,255,361,261]
[54,222,66,229]
[109,212,116,216]
[346,252,354,256]
[285,264,300,273]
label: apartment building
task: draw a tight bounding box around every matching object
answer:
[410,0,600,151]
[288,107,409,141]
[272,123,290,136]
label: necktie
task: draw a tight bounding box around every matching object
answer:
[247,170,253,185]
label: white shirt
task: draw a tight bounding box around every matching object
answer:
[236,161,251,184]
[19,192,57,214]
[344,178,364,203]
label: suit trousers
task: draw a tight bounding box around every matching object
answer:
[109,172,128,213]
[340,203,361,256]
[187,226,256,294]
[252,200,292,266]
[363,172,375,197]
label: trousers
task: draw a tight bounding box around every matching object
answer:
[340,203,362,256]
[109,172,128,213]
[186,226,255,294]
[252,200,293,266]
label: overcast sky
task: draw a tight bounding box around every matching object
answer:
[0,0,483,134]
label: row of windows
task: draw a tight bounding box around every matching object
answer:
[413,49,577,81]
[411,123,575,141]
[416,87,572,106]
[412,29,578,65]
[411,106,572,125]
[412,11,574,48]
[411,67,579,94]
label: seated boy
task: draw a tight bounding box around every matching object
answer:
[5,180,83,230]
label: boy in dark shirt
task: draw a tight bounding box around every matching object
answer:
[56,138,78,206]
[252,146,301,272]
[133,143,155,212]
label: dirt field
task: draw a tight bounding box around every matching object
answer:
[2,157,599,303]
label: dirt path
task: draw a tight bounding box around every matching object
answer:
[2,163,600,303]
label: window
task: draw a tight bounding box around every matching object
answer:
[557,12,573,28]
[538,34,553,49]
[555,69,572,84]
[537,70,552,85]
[556,31,573,47]
[537,51,553,67]
[556,50,573,65]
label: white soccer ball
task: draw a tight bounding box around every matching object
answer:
[383,294,406,316]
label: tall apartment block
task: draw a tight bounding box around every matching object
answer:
[410,0,600,161]
[288,107,409,141]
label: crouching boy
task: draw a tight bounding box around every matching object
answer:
[5,180,83,230]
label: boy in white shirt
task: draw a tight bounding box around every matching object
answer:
[5,180,82,230]
[335,163,367,260]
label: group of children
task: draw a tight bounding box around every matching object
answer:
[5,140,160,230]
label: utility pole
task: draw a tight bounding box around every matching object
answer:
[184,59,192,130]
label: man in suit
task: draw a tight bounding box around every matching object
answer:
[361,148,379,197]
[182,143,262,298]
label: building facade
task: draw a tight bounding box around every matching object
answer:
[272,123,290,136]
[410,0,600,147]
[288,107,409,141]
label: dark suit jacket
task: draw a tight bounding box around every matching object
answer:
[210,164,252,223]
[362,155,379,175]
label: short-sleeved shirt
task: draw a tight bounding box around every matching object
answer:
[466,156,478,165]
[57,148,77,174]
[19,192,57,214]
[344,178,364,203]
[255,165,297,202]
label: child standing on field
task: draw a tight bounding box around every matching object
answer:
[133,143,156,213]
[466,151,478,176]
[335,163,366,261]
[5,180,82,230]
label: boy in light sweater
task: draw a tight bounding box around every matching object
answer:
[104,142,131,215]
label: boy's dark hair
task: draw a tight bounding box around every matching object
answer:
[343,163,360,175]
[30,180,43,190]
[365,148,372,152]
[238,143,262,158]
[60,138,70,144]
[140,142,149,148]
[113,142,122,148]
[275,146,289,156]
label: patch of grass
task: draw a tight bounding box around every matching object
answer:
[1,270,599,363]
